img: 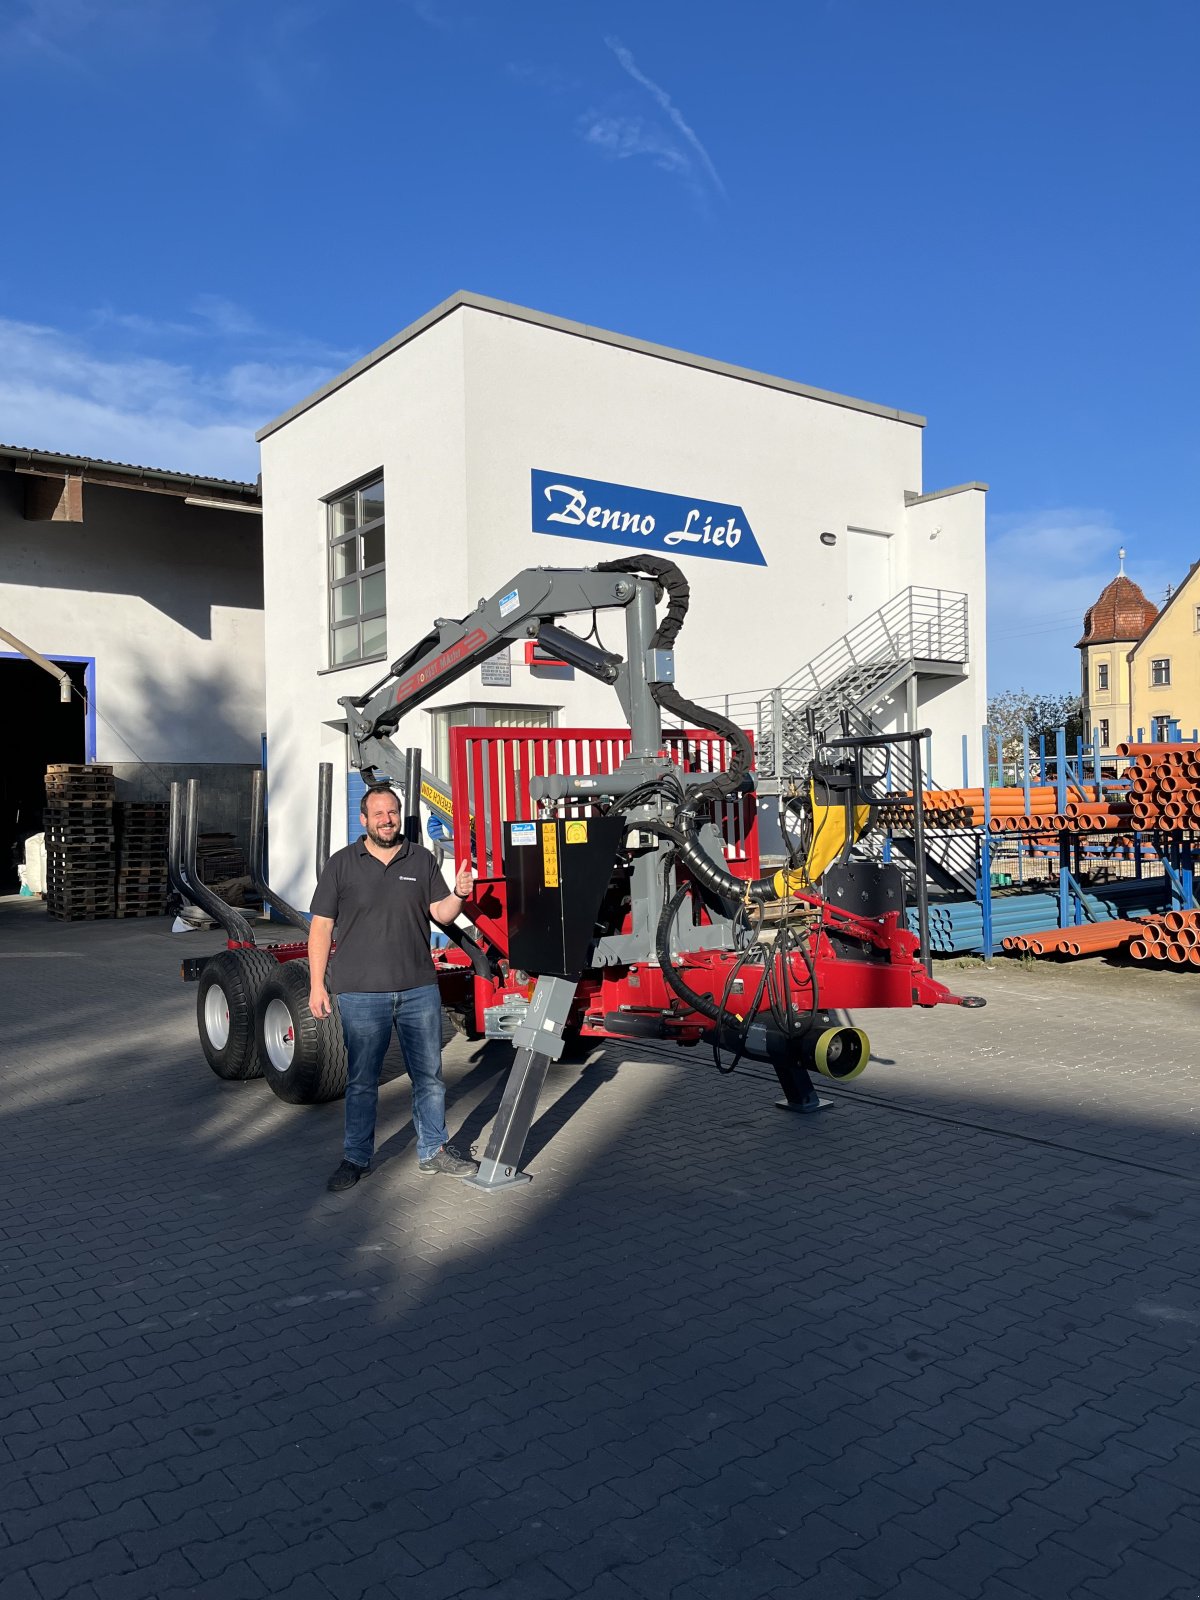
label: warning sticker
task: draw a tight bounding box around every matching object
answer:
[498,587,520,618]
[542,822,559,887]
[564,820,588,845]
[510,822,536,846]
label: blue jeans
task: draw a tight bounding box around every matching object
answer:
[336,985,448,1167]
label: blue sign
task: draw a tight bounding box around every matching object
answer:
[531,470,767,566]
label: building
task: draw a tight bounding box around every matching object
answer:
[1128,561,1200,743]
[0,445,265,893]
[1079,559,1200,751]
[1077,566,1158,754]
[257,292,988,906]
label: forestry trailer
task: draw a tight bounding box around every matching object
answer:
[173,555,981,1189]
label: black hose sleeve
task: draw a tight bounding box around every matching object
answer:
[655,883,726,1025]
[653,684,754,796]
[594,556,690,649]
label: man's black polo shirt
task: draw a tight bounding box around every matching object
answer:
[310,837,450,994]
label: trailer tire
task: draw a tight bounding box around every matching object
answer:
[197,948,278,1081]
[255,958,348,1105]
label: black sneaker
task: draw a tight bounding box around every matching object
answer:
[326,1159,367,1193]
[418,1144,477,1177]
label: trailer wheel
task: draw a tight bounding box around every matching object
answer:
[197,948,278,1081]
[255,958,348,1105]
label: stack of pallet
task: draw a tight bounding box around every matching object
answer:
[44,764,115,920]
[196,833,245,884]
[114,801,169,917]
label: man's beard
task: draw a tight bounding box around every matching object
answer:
[365,820,400,847]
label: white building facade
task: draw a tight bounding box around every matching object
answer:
[258,293,987,906]
[0,447,265,891]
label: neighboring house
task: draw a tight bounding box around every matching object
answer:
[0,445,265,893]
[1128,561,1200,744]
[256,290,989,908]
[1078,559,1200,752]
[1077,568,1158,754]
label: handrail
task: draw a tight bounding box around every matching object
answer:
[690,587,969,780]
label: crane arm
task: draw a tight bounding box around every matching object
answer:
[338,565,643,787]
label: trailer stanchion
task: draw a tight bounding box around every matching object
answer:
[316,763,333,882]
[249,769,310,931]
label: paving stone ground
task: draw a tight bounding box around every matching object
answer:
[2,894,1198,1600]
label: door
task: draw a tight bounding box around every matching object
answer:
[844,527,893,629]
[0,656,88,893]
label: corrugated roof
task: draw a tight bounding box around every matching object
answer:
[1077,573,1158,648]
[256,290,928,442]
[0,443,260,502]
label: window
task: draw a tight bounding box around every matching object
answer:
[1153,716,1173,742]
[1194,604,1200,633]
[1151,657,1171,687]
[429,703,559,783]
[326,475,385,666]
[1097,719,1109,748]
[1096,662,1109,691]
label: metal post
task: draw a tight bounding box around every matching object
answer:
[1022,728,1031,814]
[981,725,993,961]
[403,748,422,843]
[771,688,785,778]
[911,737,932,978]
[961,732,969,787]
[624,581,663,759]
[316,762,333,881]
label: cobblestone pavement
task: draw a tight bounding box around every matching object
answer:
[2,895,1198,1600]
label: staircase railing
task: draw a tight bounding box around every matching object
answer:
[776,586,968,706]
[688,586,975,893]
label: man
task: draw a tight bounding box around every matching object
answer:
[308,784,477,1192]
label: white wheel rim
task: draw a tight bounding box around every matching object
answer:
[262,998,296,1072]
[204,985,231,1051]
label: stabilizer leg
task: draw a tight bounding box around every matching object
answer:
[772,1059,832,1115]
[466,974,578,1189]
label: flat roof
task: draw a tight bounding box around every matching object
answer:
[256,291,927,442]
[0,443,261,505]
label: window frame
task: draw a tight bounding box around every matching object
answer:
[428,702,560,783]
[1097,718,1109,748]
[1153,714,1173,742]
[1151,656,1171,688]
[325,473,386,668]
[1096,661,1109,692]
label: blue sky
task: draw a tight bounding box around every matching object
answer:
[1,0,1195,696]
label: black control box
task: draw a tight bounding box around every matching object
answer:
[504,816,624,978]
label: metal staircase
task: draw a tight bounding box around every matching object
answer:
[693,587,976,895]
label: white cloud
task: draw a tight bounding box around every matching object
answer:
[985,507,1174,695]
[575,37,725,205]
[578,114,692,178]
[0,312,343,480]
[603,36,726,199]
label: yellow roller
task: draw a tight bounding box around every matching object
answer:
[812,1026,870,1081]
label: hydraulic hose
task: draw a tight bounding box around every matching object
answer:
[595,556,753,796]
[655,882,728,1025]
[596,554,773,901]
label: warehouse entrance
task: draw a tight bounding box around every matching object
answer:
[0,656,89,893]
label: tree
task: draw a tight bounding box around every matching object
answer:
[987,689,1084,776]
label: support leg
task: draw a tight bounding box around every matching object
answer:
[466,975,578,1189]
[771,1059,831,1114]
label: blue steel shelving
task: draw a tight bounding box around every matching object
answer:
[920,721,1196,960]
